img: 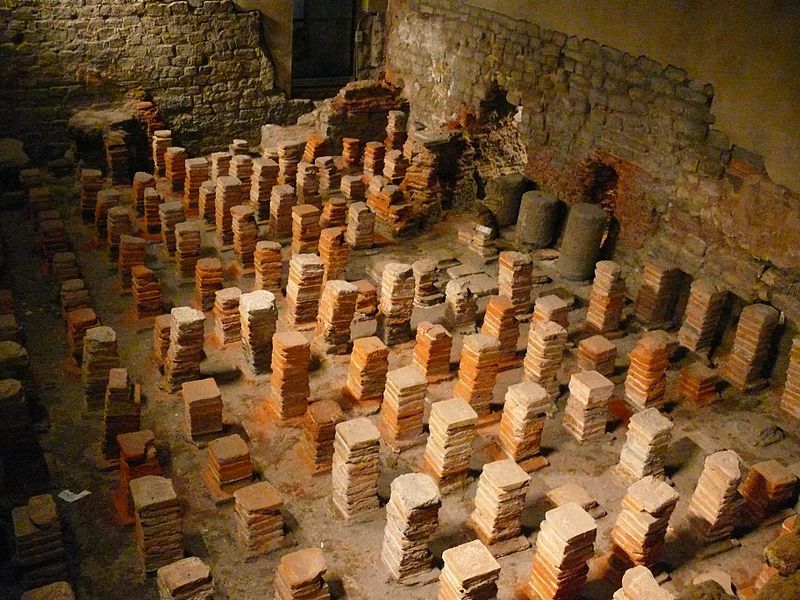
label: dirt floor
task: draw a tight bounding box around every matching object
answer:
[0,170,798,600]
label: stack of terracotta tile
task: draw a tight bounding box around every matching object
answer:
[268,330,310,421]
[164,307,206,391]
[316,156,340,193]
[380,365,427,448]
[67,308,98,360]
[299,399,345,473]
[634,259,680,326]
[229,154,253,191]
[0,379,30,446]
[254,241,282,292]
[302,131,327,163]
[781,336,800,418]
[617,408,673,480]
[611,475,679,570]
[344,336,389,410]
[13,494,67,587]
[207,434,253,489]
[194,258,223,311]
[444,279,478,331]
[165,147,187,191]
[523,320,567,401]
[563,370,614,443]
[0,342,29,383]
[153,314,172,368]
[468,225,498,262]
[231,205,258,269]
[314,280,358,355]
[215,175,243,246]
[577,335,617,377]
[133,172,155,216]
[524,502,596,600]
[412,322,452,383]
[341,137,361,169]
[144,187,162,233]
[250,157,278,221]
[181,158,207,212]
[677,279,726,352]
[239,290,278,375]
[353,279,378,321]
[677,362,719,407]
[94,189,119,239]
[51,252,80,284]
[277,143,301,186]
[382,149,409,184]
[285,254,325,328]
[107,206,133,256]
[104,129,131,184]
[211,287,241,345]
[29,189,55,221]
[152,130,172,176]
[344,201,375,249]
[60,279,90,317]
[498,381,549,468]
[131,266,162,318]
[368,184,415,237]
[81,326,120,412]
[720,303,780,391]
[158,201,185,256]
[613,565,676,600]
[422,398,478,492]
[332,417,381,520]
[100,366,139,452]
[439,540,500,600]
[37,219,69,260]
[341,174,366,203]
[469,459,531,547]
[453,333,499,417]
[0,314,21,344]
[481,295,520,368]
[156,557,213,600]
[274,547,330,600]
[363,141,386,177]
[291,204,321,255]
[625,335,669,411]
[497,251,533,316]
[233,481,285,557]
[210,151,231,182]
[586,260,626,335]
[739,459,798,522]
[117,235,145,288]
[412,258,443,307]
[130,475,183,572]
[80,169,103,220]
[180,378,222,441]
[378,262,415,345]
[687,450,743,544]
[320,197,347,229]
[20,581,75,600]
[296,161,321,206]
[532,294,569,330]
[381,472,441,581]
[173,221,201,278]
[318,227,349,283]
[269,184,297,240]
[385,110,408,150]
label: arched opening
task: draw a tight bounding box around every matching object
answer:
[586,162,620,259]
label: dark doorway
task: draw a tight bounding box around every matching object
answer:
[292,0,356,98]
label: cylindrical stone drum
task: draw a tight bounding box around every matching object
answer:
[557,203,607,280]
[516,191,561,248]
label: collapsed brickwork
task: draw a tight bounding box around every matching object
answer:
[385,0,800,335]
[0,0,306,162]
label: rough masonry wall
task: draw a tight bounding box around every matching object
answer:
[385,0,800,327]
[0,0,290,161]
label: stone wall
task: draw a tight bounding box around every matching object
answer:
[0,0,302,162]
[385,0,800,331]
